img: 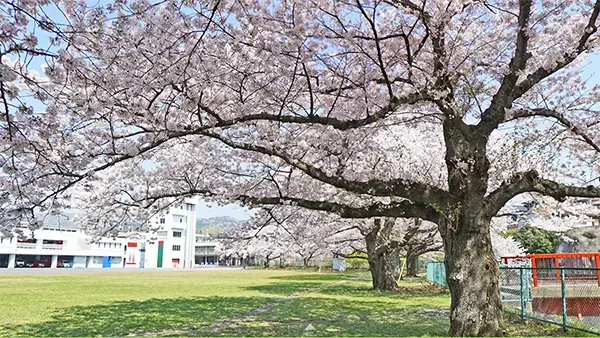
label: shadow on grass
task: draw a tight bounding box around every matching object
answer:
[0,277,570,337]
[0,296,271,337]
[0,293,451,337]
[244,281,336,296]
[317,281,449,298]
[267,272,360,282]
[241,272,362,296]
[0,280,451,337]
[249,274,448,302]
[210,297,449,337]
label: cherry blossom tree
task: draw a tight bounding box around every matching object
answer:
[402,218,441,277]
[1,0,56,234]
[221,206,441,289]
[3,0,600,335]
[524,197,599,231]
[490,217,524,258]
[218,207,363,268]
[217,219,289,267]
[495,196,600,254]
[490,196,600,257]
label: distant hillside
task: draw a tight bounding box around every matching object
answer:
[196,216,242,234]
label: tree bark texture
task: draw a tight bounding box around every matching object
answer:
[444,217,503,336]
[441,119,504,336]
[405,254,418,277]
[365,218,401,291]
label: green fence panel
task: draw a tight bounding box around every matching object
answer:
[500,266,600,336]
[426,261,447,287]
[426,262,600,335]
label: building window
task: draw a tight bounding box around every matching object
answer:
[128,250,136,263]
[172,245,181,251]
[196,246,215,255]
[185,203,195,211]
[160,218,165,224]
[173,231,182,238]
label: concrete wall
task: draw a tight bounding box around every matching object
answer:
[72,256,87,268]
[86,256,104,268]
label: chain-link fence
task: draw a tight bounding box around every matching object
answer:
[427,262,600,335]
[500,266,600,335]
[426,261,447,287]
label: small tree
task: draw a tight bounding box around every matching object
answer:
[505,225,561,254]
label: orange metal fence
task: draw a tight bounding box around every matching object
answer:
[501,253,600,287]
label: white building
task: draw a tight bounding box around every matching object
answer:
[0,223,125,269]
[0,197,201,269]
[195,234,219,265]
[124,198,198,269]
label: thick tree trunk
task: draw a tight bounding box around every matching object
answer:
[444,217,503,336]
[405,254,418,277]
[365,219,401,290]
[368,246,401,290]
[441,116,504,336]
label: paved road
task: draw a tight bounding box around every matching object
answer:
[0,266,242,275]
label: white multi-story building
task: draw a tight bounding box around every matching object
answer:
[195,234,219,265]
[124,198,198,269]
[0,197,200,269]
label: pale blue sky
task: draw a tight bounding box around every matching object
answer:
[196,202,251,220]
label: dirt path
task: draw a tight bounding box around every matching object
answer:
[140,272,368,336]
[208,276,365,332]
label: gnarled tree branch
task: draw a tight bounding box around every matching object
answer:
[484,170,600,217]
[505,108,600,152]
[200,130,456,206]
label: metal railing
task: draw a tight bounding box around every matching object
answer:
[501,266,600,335]
[426,262,600,335]
[16,242,37,249]
[41,243,63,250]
[501,253,600,287]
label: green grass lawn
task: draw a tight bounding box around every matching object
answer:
[0,269,585,336]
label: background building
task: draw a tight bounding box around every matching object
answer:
[0,197,205,269]
[195,234,219,265]
[0,214,125,269]
[125,198,198,269]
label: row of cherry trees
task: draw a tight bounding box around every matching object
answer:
[3,0,600,335]
[217,208,355,269]
[218,206,442,288]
